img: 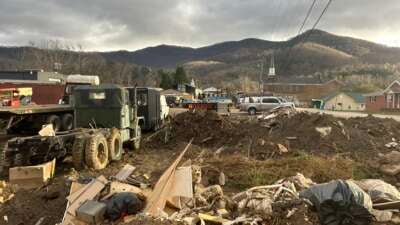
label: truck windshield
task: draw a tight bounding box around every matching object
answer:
[74,89,123,108]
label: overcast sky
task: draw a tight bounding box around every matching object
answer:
[0,0,399,51]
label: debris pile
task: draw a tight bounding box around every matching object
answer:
[155,111,400,161]
[0,180,14,204]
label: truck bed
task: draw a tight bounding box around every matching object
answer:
[0,104,73,115]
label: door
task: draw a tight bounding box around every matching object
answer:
[261,97,280,110]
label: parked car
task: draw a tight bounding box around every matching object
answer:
[239,96,295,115]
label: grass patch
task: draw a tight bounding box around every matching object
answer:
[209,153,379,191]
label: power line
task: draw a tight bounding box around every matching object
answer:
[309,0,333,32]
[281,0,333,75]
[297,0,317,35]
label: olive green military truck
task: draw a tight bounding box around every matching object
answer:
[1,84,142,172]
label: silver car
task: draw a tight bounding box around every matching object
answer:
[239,96,295,115]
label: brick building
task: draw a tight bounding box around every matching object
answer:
[264,79,344,106]
[365,80,400,111]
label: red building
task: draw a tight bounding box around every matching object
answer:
[0,71,67,105]
[0,80,65,105]
[365,80,400,111]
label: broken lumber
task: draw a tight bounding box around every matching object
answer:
[144,139,193,216]
[9,159,56,189]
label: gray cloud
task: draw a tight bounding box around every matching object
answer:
[0,0,399,51]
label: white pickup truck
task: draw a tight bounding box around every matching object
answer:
[239,96,295,115]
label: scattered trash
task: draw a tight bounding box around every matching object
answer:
[144,139,193,216]
[76,200,107,224]
[38,124,55,136]
[315,127,332,138]
[300,180,373,225]
[277,143,289,154]
[355,179,400,203]
[105,192,144,221]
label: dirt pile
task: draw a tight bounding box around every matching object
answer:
[269,112,400,158]
[0,177,68,225]
[160,111,400,161]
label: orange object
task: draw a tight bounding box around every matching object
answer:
[0,88,20,107]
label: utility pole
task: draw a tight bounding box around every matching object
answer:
[259,58,264,95]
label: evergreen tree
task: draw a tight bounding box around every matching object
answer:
[158,70,173,89]
[173,66,188,86]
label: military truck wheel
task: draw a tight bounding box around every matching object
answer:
[61,113,74,131]
[85,133,109,170]
[108,129,122,161]
[248,107,256,115]
[46,115,61,132]
[72,135,88,170]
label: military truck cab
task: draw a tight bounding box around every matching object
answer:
[127,87,169,131]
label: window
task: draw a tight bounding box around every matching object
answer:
[262,98,279,103]
[370,96,376,103]
[89,92,105,100]
[137,93,148,106]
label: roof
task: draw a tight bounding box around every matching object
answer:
[203,87,219,92]
[384,80,400,93]
[161,89,184,95]
[0,79,62,85]
[265,78,344,86]
[323,92,365,103]
[74,83,122,91]
[364,90,384,97]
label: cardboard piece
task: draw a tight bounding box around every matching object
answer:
[9,159,56,189]
[115,164,136,181]
[101,181,145,201]
[198,213,231,224]
[39,124,55,136]
[167,166,193,209]
[144,139,193,216]
[67,176,108,216]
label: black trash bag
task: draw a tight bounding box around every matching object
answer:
[300,180,373,225]
[105,192,144,221]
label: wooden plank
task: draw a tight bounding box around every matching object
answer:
[61,182,88,225]
[115,164,136,181]
[9,159,56,189]
[67,176,107,216]
[373,201,400,210]
[144,139,193,216]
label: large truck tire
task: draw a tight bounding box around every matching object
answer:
[72,135,88,170]
[61,113,74,131]
[107,129,122,161]
[85,133,109,170]
[46,115,61,132]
